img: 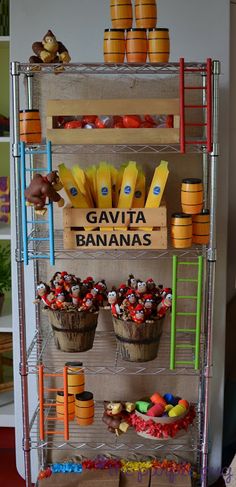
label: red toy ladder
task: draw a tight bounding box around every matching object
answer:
[179,58,212,154]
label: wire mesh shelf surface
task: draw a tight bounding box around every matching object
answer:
[30,400,201,453]
[17,62,208,76]
[20,227,207,262]
[26,329,203,376]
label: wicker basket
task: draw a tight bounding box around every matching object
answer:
[112,316,163,362]
[46,309,98,353]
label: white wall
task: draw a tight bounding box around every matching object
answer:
[11,0,230,484]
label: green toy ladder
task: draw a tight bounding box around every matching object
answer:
[170,255,204,370]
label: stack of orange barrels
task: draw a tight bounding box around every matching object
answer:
[56,362,95,427]
[104,0,170,64]
[171,178,210,249]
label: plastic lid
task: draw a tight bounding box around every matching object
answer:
[57,391,74,397]
[76,391,93,401]
[148,28,169,31]
[172,213,192,219]
[104,28,125,32]
[19,109,39,113]
[65,361,83,367]
[182,178,202,184]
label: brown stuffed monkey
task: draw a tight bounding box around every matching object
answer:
[25,171,64,214]
[29,30,71,64]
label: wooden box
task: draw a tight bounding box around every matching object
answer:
[63,206,167,250]
[46,99,180,145]
[39,469,120,486]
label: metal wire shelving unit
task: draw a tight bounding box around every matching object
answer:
[11,60,220,487]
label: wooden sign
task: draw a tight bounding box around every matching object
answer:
[63,206,167,250]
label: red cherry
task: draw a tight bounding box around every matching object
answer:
[38,471,46,480]
[123,115,141,128]
[64,120,82,129]
[45,468,52,478]
[83,115,97,124]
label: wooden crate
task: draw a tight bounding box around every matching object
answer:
[46,99,180,145]
[63,206,167,250]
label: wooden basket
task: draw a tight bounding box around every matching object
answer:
[112,316,163,362]
[46,98,180,145]
[46,309,98,353]
[63,206,167,250]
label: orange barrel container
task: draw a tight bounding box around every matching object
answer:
[148,28,170,62]
[126,29,147,63]
[110,0,133,29]
[181,178,204,215]
[171,213,192,249]
[75,391,94,426]
[19,109,42,143]
[56,391,75,421]
[65,361,85,395]
[104,29,125,63]
[192,210,210,245]
[135,0,157,29]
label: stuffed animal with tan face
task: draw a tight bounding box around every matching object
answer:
[29,30,71,64]
[24,171,64,214]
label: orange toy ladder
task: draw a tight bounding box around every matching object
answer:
[179,58,212,154]
[38,365,69,441]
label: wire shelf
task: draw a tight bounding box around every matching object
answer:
[17,62,208,76]
[30,400,201,453]
[26,330,203,376]
[19,228,207,262]
[23,142,205,155]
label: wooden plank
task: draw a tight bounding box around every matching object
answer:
[63,206,167,228]
[174,115,180,129]
[47,127,179,145]
[63,228,167,250]
[47,98,180,116]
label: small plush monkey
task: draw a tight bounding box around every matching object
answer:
[29,30,71,64]
[25,171,64,214]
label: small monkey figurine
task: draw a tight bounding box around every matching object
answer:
[24,171,64,214]
[29,30,71,64]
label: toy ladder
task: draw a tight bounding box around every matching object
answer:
[20,141,55,266]
[170,255,203,370]
[180,57,212,154]
[38,365,69,441]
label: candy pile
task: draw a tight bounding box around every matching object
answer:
[34,273,107,311]
[135,391,189,418]
[108,274,172,323]
[56,114,173,130]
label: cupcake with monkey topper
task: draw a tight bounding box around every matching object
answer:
[108,275,172,362]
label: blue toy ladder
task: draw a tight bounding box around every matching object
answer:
[20,141,55,265]
[170,255,204,370]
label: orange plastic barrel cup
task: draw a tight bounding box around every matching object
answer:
[135,0,157,29]
[110,0,133,29]
[126,29,147,63]
[65,361,85,395]
[181,178,203,215]
[56,391,75,421]
[148,28,170,63]
[104,29,125,63]
[192,210,210,244]
[19,109,42,144]
[171,213,192,249]
[75,391,94,426]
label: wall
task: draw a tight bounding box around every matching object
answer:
[10,0,230,484]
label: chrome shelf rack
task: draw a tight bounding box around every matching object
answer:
[30,401,201,453]
[26,330,203,376]
[11,60,220,487]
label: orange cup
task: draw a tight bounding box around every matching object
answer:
[19,109,42,144]
[126,29,147,63]
[75,391,94,426]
